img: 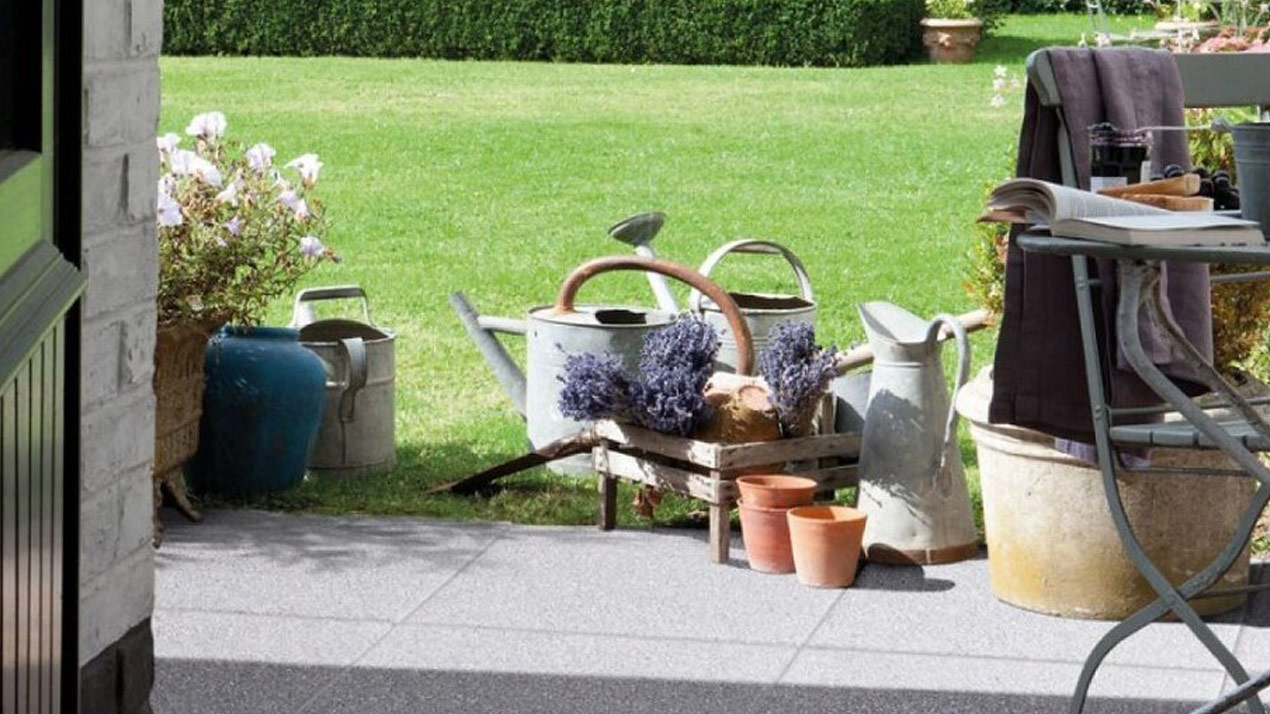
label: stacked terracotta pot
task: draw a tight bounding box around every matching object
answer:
[736,476,868,588]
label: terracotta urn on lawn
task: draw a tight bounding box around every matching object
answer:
[921,18,983,63]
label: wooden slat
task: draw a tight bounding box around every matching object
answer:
[39,333,53,714]
[15,359,30,713]
[47,325,61,714]
[27,340,41,714]
[2,371,14,714]
[715,432,860,470]
[596,450,728,504]
[592,421,723,468]
[593,420,862,471]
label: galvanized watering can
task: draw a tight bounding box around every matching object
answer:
[855,301,978,565]
[688,239,816,373]
[293,286,396,478]
[451,256,751,474]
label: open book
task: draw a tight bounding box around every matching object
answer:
[985,179,1263,247]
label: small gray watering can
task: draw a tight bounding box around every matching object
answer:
[688,239,816,373]
[292,286,397,478]
[855,301,978,565]
[450,256,752,474]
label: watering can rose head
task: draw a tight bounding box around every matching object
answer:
[557,319,719,437]
[758,321,837,437]
[154,111,338,328]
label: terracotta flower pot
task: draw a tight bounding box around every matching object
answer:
[787,506,868,588]
[920,18,983,64]
[735,475,818,509]
[738,501,797,573]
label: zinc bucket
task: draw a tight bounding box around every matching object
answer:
[689,239,816,373]
[292,286,397,478]
[1233,122,1270,229]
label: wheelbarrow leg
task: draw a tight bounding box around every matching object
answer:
[596,444,617,531]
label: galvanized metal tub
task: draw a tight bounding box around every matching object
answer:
[293,287,397,478]
[689,239,816,372]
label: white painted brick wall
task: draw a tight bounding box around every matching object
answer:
[79,0,162,666]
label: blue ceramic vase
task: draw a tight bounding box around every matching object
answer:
[189,326,326,496]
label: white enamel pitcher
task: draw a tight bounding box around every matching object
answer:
[856,302,978,565]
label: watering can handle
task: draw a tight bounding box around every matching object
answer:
[686,239,815,314]
[554,256,755,376]
[292,285,373,328]
[925,314,971,485]
[336,337,369,422]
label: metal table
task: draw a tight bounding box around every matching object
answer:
[1016,233,1270,714]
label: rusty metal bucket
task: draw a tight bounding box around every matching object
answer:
[292,286,396,478]
[688,239,816,373]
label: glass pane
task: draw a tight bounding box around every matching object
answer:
[0,0,40,152]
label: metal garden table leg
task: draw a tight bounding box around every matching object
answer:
[1067,256,1270,714]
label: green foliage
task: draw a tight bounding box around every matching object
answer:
[926,0,1009,30]
[964,148,1016,319]
[163,0,927,67]
[1008,0,1149,14]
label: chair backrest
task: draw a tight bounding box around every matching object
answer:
[1024,49,1270,187]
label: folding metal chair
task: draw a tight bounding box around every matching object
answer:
[1021,49,1270,714]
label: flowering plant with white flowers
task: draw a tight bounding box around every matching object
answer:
[155,111,337,327]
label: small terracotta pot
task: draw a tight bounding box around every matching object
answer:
[787,506,868,588]
[738,501,796,574]
[735,475,818,509]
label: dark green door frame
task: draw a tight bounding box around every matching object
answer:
[0,0,84,710]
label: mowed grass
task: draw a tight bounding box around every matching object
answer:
[159,14,1156,527]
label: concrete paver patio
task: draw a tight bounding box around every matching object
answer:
[152,509,1269,713]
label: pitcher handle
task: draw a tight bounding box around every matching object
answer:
[686,239,815,315]
[925,314,971,488]
[337,337,369,422]
[292,285,372,328]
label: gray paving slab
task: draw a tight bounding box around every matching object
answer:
[152,511,1268,714]
[809,555,1245,670]
[355,622,796,682]
[782,647,1223,703]
[156,509,504,621]
[152,609,389,665]
[153,659,335,714]
[409,524,841,645]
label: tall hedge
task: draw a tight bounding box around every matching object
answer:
[163,0,926,67]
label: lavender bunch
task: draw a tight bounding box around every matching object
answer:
[556,319,720,436]
[758,321,837,437]
[558,352,632,422]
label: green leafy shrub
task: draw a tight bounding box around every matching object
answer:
[163,0,926,67]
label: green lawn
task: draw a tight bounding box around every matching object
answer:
[159,14,1157,527]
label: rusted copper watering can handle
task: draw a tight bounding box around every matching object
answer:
[554,256,755,375]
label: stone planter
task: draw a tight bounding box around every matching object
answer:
[921,18,983,64]
[956,367,1252,620]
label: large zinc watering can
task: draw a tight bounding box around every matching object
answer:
[855,301,978,565]
[688,239,816,373]
[450,256,751,474]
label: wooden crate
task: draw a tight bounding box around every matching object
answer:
[590,419,861,564]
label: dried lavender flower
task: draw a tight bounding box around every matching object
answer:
[638,318,720,376]
[758,321,837,435]
[557,352,632,422]
[556,319,720,435]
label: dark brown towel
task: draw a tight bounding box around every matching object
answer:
[988,47,1212,442]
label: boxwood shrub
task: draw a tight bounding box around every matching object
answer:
[163,0,926,67]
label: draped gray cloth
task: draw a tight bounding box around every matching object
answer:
[988,47,1213,442]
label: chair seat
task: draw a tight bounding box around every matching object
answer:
[1110,419,1270,451]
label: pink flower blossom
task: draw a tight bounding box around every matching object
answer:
[168,149,223,187]
[225,216,244,236]
[157,184,183,228]
[299,235,325,258]
[246,143,276,173]
[185,111,227,141]
[156,133,181,154]
[286,154,323,185]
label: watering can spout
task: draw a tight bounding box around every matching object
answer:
[449,291,528,417]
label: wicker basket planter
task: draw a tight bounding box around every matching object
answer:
[152,322,216,543]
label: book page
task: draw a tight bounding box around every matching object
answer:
[986,179,1168,224]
